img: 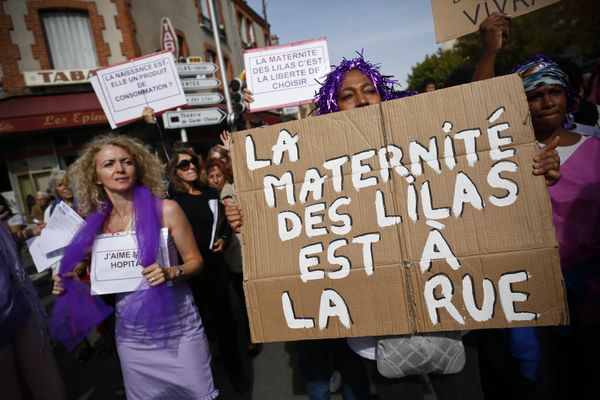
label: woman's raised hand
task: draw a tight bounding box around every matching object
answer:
[534,136,561,186]
[142,106,157,124]
[52,272,76,295]
[243,88,254,107]
[224,198,243,234]
[220,130,231,151]
[212,238,225,253]
[479,12,511,53]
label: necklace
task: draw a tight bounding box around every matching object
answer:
[104,213,132,233]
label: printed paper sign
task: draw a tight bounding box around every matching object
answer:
[92,51,186,128]
[90,228,171,295]
[431,0,560,43]
[27,236,64,273]
[230,74,567,343]
[244,38,330,112]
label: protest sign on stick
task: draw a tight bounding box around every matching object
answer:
[244,38,330,112]
[92,51,186,128]
[231,74,567,343]
[431,0,560,43]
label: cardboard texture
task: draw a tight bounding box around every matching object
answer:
[431,0,560,43]
[231,74,568,343]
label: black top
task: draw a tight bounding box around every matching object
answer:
[171,187,231,261]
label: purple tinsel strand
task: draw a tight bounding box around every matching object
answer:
[117,185,175,345]
[314,51,414,115]
[50,202,114,351]
[49,184,174,350]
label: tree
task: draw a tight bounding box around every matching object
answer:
[408,0,600,86]
[406,48,464,91]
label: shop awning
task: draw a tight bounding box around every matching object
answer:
[0,91,284,136]
[0,91,108,135]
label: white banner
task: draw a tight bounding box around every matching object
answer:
[244,38,330,112]
[92,51,186,128]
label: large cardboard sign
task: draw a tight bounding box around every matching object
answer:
[231,74,567,343]
[244,38,330,112]
[92,51,186,128]
[431,0,560,43]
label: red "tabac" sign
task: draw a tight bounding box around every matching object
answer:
[160,17,179,61]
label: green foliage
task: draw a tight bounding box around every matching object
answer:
[406,48,464,91]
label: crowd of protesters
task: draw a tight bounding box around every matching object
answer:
[1,11,599,400]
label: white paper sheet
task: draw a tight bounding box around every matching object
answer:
[27,236,64,273]
[90,75,118,128]
[38,201,84,255]
[90,228,171,295]
[208,199,218,250]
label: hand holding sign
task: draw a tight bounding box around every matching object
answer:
[142,262,169,287]
[479,12,511,52]
[534,136,561,186]
[224,199,243,234]
[142,106,157,124]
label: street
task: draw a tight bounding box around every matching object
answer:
[26,250,436,400]
[29,263,340,400]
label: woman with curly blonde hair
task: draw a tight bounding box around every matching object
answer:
[51,134,218,399]
[69,134,165,216]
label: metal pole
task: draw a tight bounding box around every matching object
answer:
[262,0,270,45]
[177,107,188,142]
[207,0,234,127]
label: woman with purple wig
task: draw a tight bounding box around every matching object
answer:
[473,13,600,400]
[231,50,562,399]
[50,134,217,400]
[313,52,487,400]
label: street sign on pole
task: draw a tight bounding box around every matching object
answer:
[163,108,226,129]
[176,62,219,76]
[185,93,223,106]
[181,78,221,91]
[207,0,234,129]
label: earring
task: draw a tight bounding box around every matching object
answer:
[562,112,575,130]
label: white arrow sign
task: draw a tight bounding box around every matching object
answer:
[163,108,226,129]
[181,78,221,91]
[176,62,219,76]
[185,93,223,106]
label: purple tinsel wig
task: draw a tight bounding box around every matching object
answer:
[314,51,417,115]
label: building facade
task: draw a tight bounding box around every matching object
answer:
[0,0,271,218]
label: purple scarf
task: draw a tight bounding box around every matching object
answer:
[49,184,174,350]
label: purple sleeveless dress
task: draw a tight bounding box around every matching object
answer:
[114,230,218,399]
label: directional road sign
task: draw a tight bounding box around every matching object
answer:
[163,108,226,129]
[185,93,223,106]
[181,78,221,91]
[176,62,219,76]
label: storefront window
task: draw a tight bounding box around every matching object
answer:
[40,10,97,69]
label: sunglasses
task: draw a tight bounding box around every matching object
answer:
[176,157,199,171]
